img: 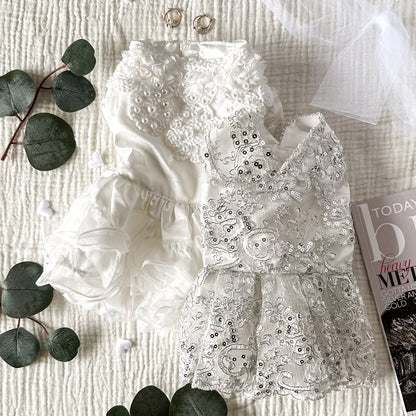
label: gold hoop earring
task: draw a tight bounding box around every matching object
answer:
[193,14,215,35]
[163,8,182,28]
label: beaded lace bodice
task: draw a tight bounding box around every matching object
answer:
[108,40,277,165]
[199,111,352,275]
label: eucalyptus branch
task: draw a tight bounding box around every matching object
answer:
[0,39,96,171]
[1,64,66,161]
[0,262,81,367]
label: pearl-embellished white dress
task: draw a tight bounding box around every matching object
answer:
[37,40,376,398]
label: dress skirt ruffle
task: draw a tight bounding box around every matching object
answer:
[38,171,201,332]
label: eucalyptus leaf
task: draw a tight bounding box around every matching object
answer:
[169,384,227,416]
[46,327,80,362]
[0,328,40,368]
[130,385,170,416]
[52,71,96,112]
[0,70,36,117]
[23,113,75,171]
[1,261,53,318]
[107,406,130,416]
[62,39,96,76]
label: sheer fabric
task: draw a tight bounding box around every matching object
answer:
[261,0,416,125]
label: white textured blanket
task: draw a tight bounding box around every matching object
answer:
[0,0,412,415]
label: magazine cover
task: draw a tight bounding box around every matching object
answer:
[351,189,416,416]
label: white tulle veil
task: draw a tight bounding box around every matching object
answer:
[261,0,416,125]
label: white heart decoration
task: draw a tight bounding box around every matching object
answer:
[88,151,104,169]
[98,306,119,320]
[37,200,53,217]
[116,339,132,354]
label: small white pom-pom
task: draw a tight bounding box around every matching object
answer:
[37,200,53,217]
[116,339,132,354]
[88,151,104,169]
[98,307,110,319]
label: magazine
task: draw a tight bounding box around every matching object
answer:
[351,189,416,416]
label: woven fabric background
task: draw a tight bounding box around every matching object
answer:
[0,0,414,415]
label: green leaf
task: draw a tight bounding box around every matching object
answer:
[1,261,53,318]
[46,327,80,362]
[130,386,170,416]
[107,406,130,416]
[0,328,40,368]
[169,384,227,416]
[23,113,76,171]
[0,70,36,117]
[52,71,96,112]
[62,39,96,76]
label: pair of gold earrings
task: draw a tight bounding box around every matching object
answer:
[163,8,215,35]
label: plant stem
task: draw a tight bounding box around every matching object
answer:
[28,317,49,336]
[17,319,21,329]
[1,64,66,161]
[15,115,22,121]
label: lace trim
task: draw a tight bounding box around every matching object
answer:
[180,270,376,400]
[109,41,183,136]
